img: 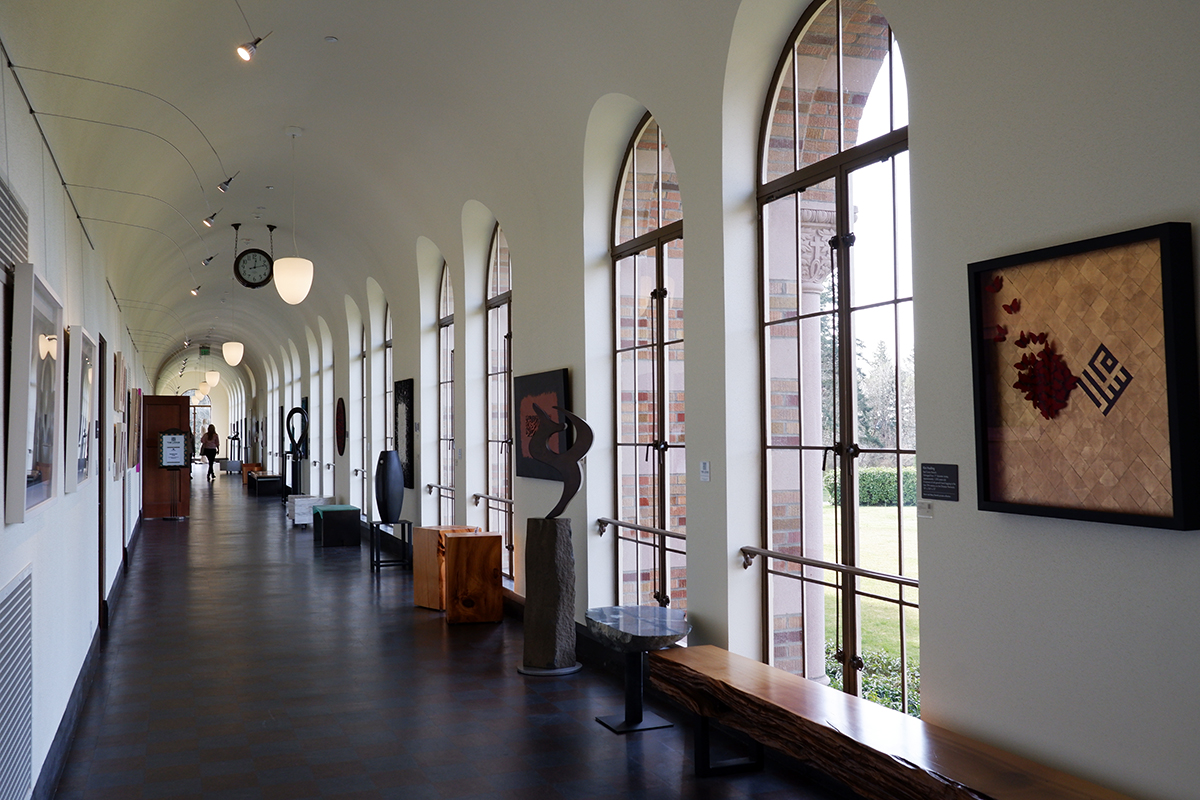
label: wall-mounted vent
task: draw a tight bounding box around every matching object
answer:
[0,570,32,800]
[0,176,29,270]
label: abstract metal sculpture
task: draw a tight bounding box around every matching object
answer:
[528,404,593,518]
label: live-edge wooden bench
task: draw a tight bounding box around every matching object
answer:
[650,645,1135,800]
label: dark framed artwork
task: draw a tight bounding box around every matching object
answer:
[513,368,569,481]
[969,222,1200,529]
[394,378,414,489]
[6,264,63,523]
[64,326,96,492]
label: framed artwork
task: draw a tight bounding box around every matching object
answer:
[513,368,569,481]
[6,264,63,523]
[128,388,142,469]
[113,351,126,414]
[969,222,1200,529]
[64,326,96,492]
[394,378,414,489]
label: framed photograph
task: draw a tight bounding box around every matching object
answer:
[64,326,96,492]
[6,264,64,523]
[969,222,1200,529]
[394,378,414,489]
[513,368,570,481]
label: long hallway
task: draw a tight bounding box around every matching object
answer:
[51,470,845,799]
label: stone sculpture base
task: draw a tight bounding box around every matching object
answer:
[518,517,581,676]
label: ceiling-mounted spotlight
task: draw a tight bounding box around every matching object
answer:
[237,31,272,61]
[183,338,191,348]
[191,285,202,296]
[202,254,217,266]
[218,171,240,193]
[203,209,222,227]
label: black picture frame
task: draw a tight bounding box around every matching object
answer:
[969,222,1200,529]
[513,368,569,481]
[394,378,414,489]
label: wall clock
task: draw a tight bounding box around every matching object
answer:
[234,248,274,289]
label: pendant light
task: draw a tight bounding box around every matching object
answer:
[275,128,314,305]
[222,341,244,366]
[206,368,221,388]
[223,223,246,366]
[198,380,210,397]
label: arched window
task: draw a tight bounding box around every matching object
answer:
[485,225,514,578]
[437,262,455,524]
[758,0,916,714]
[612,114,686,608]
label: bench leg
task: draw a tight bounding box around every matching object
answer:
[694,715,764,777]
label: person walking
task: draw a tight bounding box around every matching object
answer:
[200,424,220,481]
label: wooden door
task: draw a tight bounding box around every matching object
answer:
[142,395,191,518]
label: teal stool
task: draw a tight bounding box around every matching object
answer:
[313,505,360,547]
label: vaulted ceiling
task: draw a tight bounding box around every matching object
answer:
[0,0,741,395]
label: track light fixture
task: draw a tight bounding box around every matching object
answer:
[203,209,221,227]
[237,37,263,61]
[191,285,201,296]
[202,254,217,266]
[218,171,240,193]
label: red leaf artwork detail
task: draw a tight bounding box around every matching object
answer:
[1012,341,1078,419]
[984,275,1003,293]
[992,325,1007,343]
[1002,298,1020,314]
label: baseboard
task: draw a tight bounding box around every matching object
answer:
[126,512,143,558]
[31,627,102,800]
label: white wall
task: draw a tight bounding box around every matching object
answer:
[0,63,148,789]
[884,1,1200,797]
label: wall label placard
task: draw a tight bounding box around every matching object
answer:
[159,429,189,469]
[921,463,959,501]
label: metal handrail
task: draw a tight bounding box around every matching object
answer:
[426,483,454,495]
[596,517,686,541]
[598,517,684,608]
[739,545,918,588]
[472,493,513,506]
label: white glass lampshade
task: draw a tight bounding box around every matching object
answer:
[222,341,244,366]
[274,257,314,304]
[198,381,210,397]
[206,369,221,387]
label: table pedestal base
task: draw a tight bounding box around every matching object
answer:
[517,663,582,677]
[595,650,673,734]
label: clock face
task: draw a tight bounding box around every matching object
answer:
[234,248,274,288]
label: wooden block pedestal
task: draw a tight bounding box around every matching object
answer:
[412,526,501,623]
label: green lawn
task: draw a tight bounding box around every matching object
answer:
[821,504,920,664]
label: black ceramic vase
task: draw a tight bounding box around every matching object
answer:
[375,450,405,523]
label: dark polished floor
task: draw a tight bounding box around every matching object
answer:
[53,467,852,799]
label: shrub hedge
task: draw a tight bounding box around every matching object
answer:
[824,466,917,506]
[825,641,921,718]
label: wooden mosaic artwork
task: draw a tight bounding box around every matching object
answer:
[979,240,1172,516]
